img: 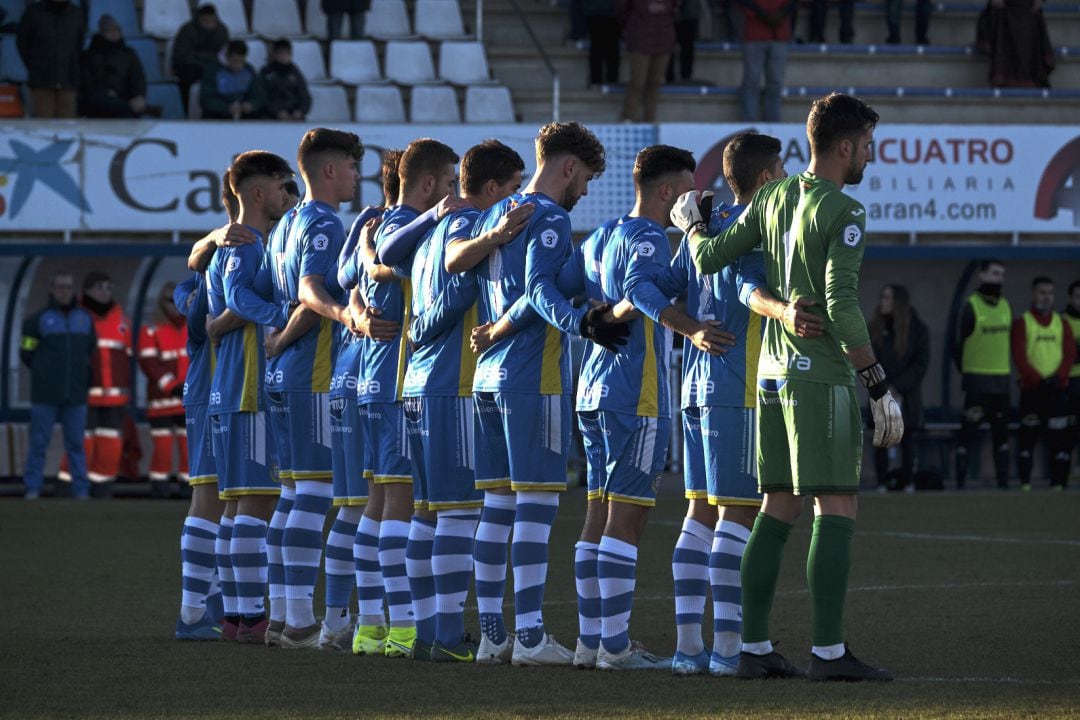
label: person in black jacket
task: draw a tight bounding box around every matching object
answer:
[868,284,930,491]
[173,4,230,114]
[260,39,311,121]
[20,272,97,499]
[80,15,150,118]
[323,0,371,40]
[16,0,85,118]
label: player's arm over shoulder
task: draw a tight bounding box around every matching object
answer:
[691,191,763,276]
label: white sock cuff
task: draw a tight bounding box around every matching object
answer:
[717,520,752,543]
[280,485,297,500]
[515,490,559,507]
[409,517,437,539]
[233,514,268,528]
[681,517,713,545]
[574,540,599,553]
[382,519,411,536]
[484,491,517,510]
[358,515,381,533]
[295,479,333,498]
[598,535,638,561]
[335,506,364,523]
[185,516,219,534]
[219,516,235,528]
[439,508,480,518]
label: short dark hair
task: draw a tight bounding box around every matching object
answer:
[398,138,459,189]
[1032,276,1054,289]
[979,258,1004,272]
[273,38,291,53]
[723,132,782,199]
[807,92,879,155]
[536,122,606,174]
[1069,280,1080,295]
[381,148,403,205]
[461,140,525,196]
[196,4,217,18]
[226,39,247,57]
[229,150,293,193]
[297,128,364,179]
[632,145,696,191]
[221,169,239,221]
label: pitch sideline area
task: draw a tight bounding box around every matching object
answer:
[4,488,1079,719]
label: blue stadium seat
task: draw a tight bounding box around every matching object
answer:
[128,37,163,83]
[87,0,140,39]
[0,32,26,83]
[147,81,183,119]
[0,0,27,30]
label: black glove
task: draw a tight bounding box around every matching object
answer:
[579,304,630,353]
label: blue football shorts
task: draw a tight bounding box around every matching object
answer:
[184,403,216,487]
[331,393,368,506]
[404,395,482,511]
[210,410,279,499]
[683,405,762,506]
[472,392,571,493]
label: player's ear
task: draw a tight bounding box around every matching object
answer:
[564,156,576,180]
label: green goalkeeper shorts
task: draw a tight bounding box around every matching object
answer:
[756,378,862,496]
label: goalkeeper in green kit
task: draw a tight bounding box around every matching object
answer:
[670,93,902,682]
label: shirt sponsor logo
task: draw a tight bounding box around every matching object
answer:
[842,224,862,247]
[475,365,509,384]
[357,379,382,395]
[579,383,610,403]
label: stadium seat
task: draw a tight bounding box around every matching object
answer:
[187,84,203,119]
[147,82,184,119]
[141,0,190,39]
[128,38,163,83]
[384,41,436,85]
[438,42,491,85]
[213,0,250,37]
[290,39,328,83]
[464,84,515,123]
[0,0,27,29]
[415,0,467,40]
[409,84,460,123]
[307,84,351,122]
[304,0,328,39]
[87,0,140,40]
[245,39,268,72]
[355,84,405,123]
[251,0,303,39]
[0,33,27,83]
[329,40,382,85]
[365,0,412,40]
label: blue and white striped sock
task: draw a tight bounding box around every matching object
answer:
[324,506,362,632]
[231,514,268,618]
[574,541,601,650]
[282,480,332,628]
[266,487,294,624]
[711,519,751,658]
[354,514,385,627]
[216,516,237,618]
[180,516,219,624]
[474,491,515,645]
[405,517,437,645]
[512,491,559,648]
[673,518,712,656]
[432,509,479,648]
[378,519,413,627]
[598,535,638,655]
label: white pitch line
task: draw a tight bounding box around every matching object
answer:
[900,676,1080,686]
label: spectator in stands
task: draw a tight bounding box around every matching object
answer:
[739,0,794,122]
[1065,280,1080,468]
[666,0,701,83]
[16,0,85,118]
[808,0,853,43]
[617,0,678,122]
[200,40,266,120]
[585,0,620,88]
[20,272,96,500]
[80,15,153,119]
[976,0,1055,88]
[953,258,1012,489]
[712,0,744,43]
[1011,277,1074,490]
[885,0,931,45]
[869,285,930,493]
[260,39,311,121]
[323,0,370,40]
[173,4,230,114]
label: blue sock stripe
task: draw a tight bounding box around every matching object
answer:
[478,506,515,526]
[578,595,601,618]
[357,587,384,600]
[325,542,354,562]
[510,540,549,565]
[433,569,473,589]
[596,558,637,580]
[405,541,435,561]
[268,564,285,585]
[601,589,635,614]
[474,539,507,562]
[234,580,267,597]
[714,618,741,633]
[293,493,332,514]
[715,529,748,544]
[184,549,217,567]
[231,551,267,568]
[513,584,544,611]
[385,589,412,606]
[710,552,742,572]
[182,577,212,593]
[710,584,742,605]
[183,525,218,541]
[432,535,474,556]
[672,547,710,565]
[286,566,319,586]
[284,528,326,550]
[514,502,558,524]
[325,573,354,609]
[674,578,709,596]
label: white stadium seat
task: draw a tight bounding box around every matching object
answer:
[307,84,351,122]
[290,39,328,83]
[142,0,191,39]
[415,0,467,40]
[438,42,491,85]
[244,40,268,72]
[409,84,460,123]
[252,0,304,39]
[305,0,328,39]
[212,0,250,36]
[464,85,515,123]
[187,84,201,120]
[329,40,382,85]
[366,0,412,39]
[355,84,406,123]
[384,41,436,85]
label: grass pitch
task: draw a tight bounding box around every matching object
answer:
[3,486,1079,719]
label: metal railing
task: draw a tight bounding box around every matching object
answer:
[505,0,561,121]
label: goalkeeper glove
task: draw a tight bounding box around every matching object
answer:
[670,191,714,236]
[858,362,904,448]
[579,304,630,353]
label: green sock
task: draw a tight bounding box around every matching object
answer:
[807,514,855,647]
[740,512,793,644]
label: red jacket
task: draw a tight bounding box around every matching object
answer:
[138,317,188,418]
[87,302,132,407]
[616,0,678,55]
[1010,306,1075,390]
[740,0,795,43]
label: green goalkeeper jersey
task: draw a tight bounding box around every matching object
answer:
[692,172,869,387]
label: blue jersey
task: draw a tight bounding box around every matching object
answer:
[267,200,343,394]
[662,203,766,409]
[404,208,483,398]
[473,192,584,396]
[358,204,421,404]
[206,232,285,415]
[175,273,215,408]
[328,208,381,402]
[579,216,674,418]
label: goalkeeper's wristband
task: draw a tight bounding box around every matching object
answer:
[857,362,889,401]
[688,221,708,238]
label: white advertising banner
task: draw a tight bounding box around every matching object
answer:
[658,123,1080,233]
